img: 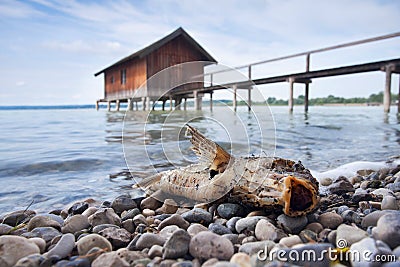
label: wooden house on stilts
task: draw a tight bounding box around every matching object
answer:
[94,27,217,111]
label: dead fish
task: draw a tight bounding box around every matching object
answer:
[136,125,319,217]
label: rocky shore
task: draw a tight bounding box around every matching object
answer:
[1,162,400,267]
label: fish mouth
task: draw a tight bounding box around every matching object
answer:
[282,175,319,217]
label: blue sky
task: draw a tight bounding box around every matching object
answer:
[0,0,400,105]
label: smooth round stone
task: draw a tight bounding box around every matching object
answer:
[111,195,137,214]
[222,234,239,245]
[182,208,212,225]
[189,231,234,260]
[209,223,232,235]
[93,224,120,233]
[327,176,355,195]
[0,223,13,235]
[142,208,155,217]
[217,203,246,219]
[121,208,141,221]
[1,210,36,227]
[305,222,323,234]
[158,214,190,230]
[336,224,368,247]
[381,195,399,210]
[230,252,251,267]
[121,219,134,233]
[350,237,393,267]
[62,214,90,234]
[361,210,396,228]
[171,260,193,267]
[387,182,400,192]
[140,197,162,210]
[92,251,129,267]
[156,198,178,214]
[226,217,241,233]
[148,244,163,258]
[68,202,89,215]
[76,234,112,255]
[27,215,62,231]
[279,235,302,247]
[81,207,98,218]
[341,210,362,224]
[84,247,105,263]
[299,229,318,243]
[163,229,191,259]
[29,227,62,244]
[0,236,40,267]
[277,214,308,234]
[29,237,46,254]
[115,248,148,265]
[372,188,395,197]
[318,212,343,229]
[202,258,219,267]
[88,208,121,227]
[44,233,75,259]
[14,253,44,267]
[132,214,148,226]
[320,177,333,186]
[242,236,257,244]
[255,219,286,242]
[235,216,267,233]
[187,223,208,236]
[159,225,180,240]
[337,205,350,215]
[238,240,275,255]
[99,227,132,248]
[372,211,400,249]
[136,233,166,250]
[327,230,337,245]
[56,257,91,267]
[280,243,333,267]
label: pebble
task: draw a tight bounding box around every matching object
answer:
[372,188,395,197]
[226,217,241,233]
[235,216,267,233]
[92,251,129,267]
[149,245,163,258]
[327,176,355,194]
[62,214,90,233]
[136,233,166,250]
[99,227,132,248]
[142,208,156,217]
[305,222,323,234]
[156,198,178,214]
[279,235,302,247]
[320,177,333,186]
[279,243,333,267]
[44,233,75,259]
[88,208,121,227]
[0,223,13,235]
[299,229,318,243]
[238,240,275,255]
[0,210,36,226]
[189,231,234,260]
[361,210,396,228]
[350,237,393,267]
[111,195,137,214]
[336,224,368,246]
[230,252,251,267]
[217,203,246,219]
[222,234,239,245]
[121,208,141,221]
[209,223,232,235]
[0,236,40,267]
[387,182,400,192]
[202,258,219,267]
[158,214,190,230]
[76,234,113,255]
[27,215,62,231]
[29,237,46,253]
[81,207,98,218]
[93,223,120,233]
[163,229,191,259]
[187,223,208,236]
[181,208,213,225]
[277,214,308,234]
[317,212,343,229]
[341,209,362,224]
[381,195,399,210]
[140,197,162,210]
[159,225,180,240]
[255,219,286,241]
[372,211,400,249]
[56,257,91,267]
[115,248,148,265]
[28,226,62,244]
[132,214,148,226]
[14,254,44,267]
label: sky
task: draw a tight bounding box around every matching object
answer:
[0,0,400,105]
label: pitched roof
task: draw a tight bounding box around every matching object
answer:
[94,27,217,76]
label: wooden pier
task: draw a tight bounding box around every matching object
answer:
[96,30,400,113]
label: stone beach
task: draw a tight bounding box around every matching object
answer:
[1,160,400,266]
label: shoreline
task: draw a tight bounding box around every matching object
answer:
[0,157,399,266]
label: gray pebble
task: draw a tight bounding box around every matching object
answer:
[111,195,137,214]
[44,233,75,259]
[279,243,333,267]
[92,251,129,267]
[217,203,246,219]
[209,223,232,235]
[336,224,368,246]
[88,208,121,227]
[92,224,120,233]
[148,244,163,258]
[163,229,191,259]
[381,195,399,210]
[140,197,162,210]
[387,182,400,192]
[76,233,112,256]
[158,214,190,230]
[255,219,286,242]
[189,231,234,260]
[28,227,62,244]
[361,210,397,228]
[341,210,362,224]
[318,212,343,229]
[238,240,275,255]
[99,227,132,248]
[372,211,400,249]
[0,210,36,227]
[327,176,355,195]
[0,236,40,267]
[121,208,141,221]
[277,214,308,234]
[27,215,62,232]
[350,237,393,267]
[181,208,212,225]
[136,233,166,250]
[187,223,208,236]
[62,215,90,234]
[226,217,241,233]
[14,254,44,267]
[235,216,267,233]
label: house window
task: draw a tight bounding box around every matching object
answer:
[110,75,114,84]
[121,69,126,84]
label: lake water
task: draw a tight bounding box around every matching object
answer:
[0,105,399,215]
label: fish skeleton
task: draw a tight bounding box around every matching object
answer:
[137,125,319,217]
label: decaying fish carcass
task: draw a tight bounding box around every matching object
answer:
[137,125,319,217]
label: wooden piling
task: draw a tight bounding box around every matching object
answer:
[384,65,393,113]
[141,97,146,111]
[247,87,252,111]
[304,82,309,112]
[107,101,111,111]
[184,98,187,111]
[95,101,99,110]
[398,74,400,114]
[116,100,120,111]
[127,99,133,111]
[210,92,213,111]
[169,96,173,111]
[288,78,294,113]
[233,85,237,112]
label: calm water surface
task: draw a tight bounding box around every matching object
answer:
[0,105,399,214]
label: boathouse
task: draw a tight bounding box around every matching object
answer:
[94,27,217,110]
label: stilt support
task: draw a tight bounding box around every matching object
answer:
[162,100,166,111]
[169,96,173,111]
[107,101,111,111]
[384,65,393,113]
[127,99,133,111]
[288,77,294,113]
[304,82,310,113]
[141,97,146,111]
[184,98,187,111]
[247,87,252,111]
[233,85,237,112]
[210,92,213,111]
[146,97,151,111]
[95,101,99,110]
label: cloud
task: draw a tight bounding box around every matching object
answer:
[42,40,122,54]
[16,81,26,87]
[0,1,42,18]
